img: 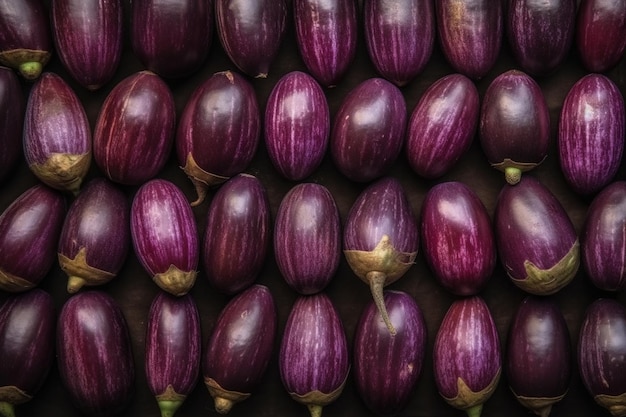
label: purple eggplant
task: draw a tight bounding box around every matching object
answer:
[364,0,435,86]
[146,291,201,417]
[131,179,199,296]
[353,290,427,416]
[479,69,550,185]
[57,177,130,293]
[558,73,625,196]
[279,292,349,417]
[330,77,407,182]
[202,174,270,295]
[264,71,330,181]
[0,66,24,183]
[494,175,579,295]
[433,296,501,417]
[51,0,123,90]
[405,73,479,179]
[131,0,213,78]
[93,70,175,186]
[176,70,260,206]
[23,72,91,194]
[0,184,66,292]
[203,285,276,413]
[57,291,134,417]
[343,176,419,335]
[0,289,55,417]
[420,181,496,296]
[293,0,358,87]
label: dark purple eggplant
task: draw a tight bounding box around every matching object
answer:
[51,0,123,90]
[131,179,199,296]
[330,77,407,182]
[0,289,55,417]
[558,73,625,196]
[0,66,24,183]
[293,0,358,87]
[479,69,550,185]
[57,177,130,293]
[435,0,502,80]
[494,175,579,295]
[57,291,134,417]
[364,0,435,86]
[23,72,91,194]
[421,181,496,296]
[353,290,427,416]
[433,296,501,417]
[0,184,66,292]
[146,291,201,417]
[264,70,330,181]
[203,285,276,414]
[202,174,270,295]
[176,70,260,206]
[130,0,213,78]
[405,73,479,179]
[93,70,175,186]
[343,176,419,335]
[279,292,349,417]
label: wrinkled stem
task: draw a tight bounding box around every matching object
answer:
[366,271,396,336]
[307,404,323,417]
[0,402,16,417]
[504,166,522,185]
[18,61,42,80]
[214,397,234,414]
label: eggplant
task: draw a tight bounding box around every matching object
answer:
[433,296,501,417]
[264,71,330,181]
[279,292,349,417]
[479,69,551,185]
[131,179,199,296]
[176,70,260,206]
[93,70,176,186]
[330,77,407,182]
[494,175,580,295]
[343,176,419,335]
[420,181,496,296]
[51,0,123,90]
[0,184,66,292]
[57,177,130,293]
[57,291,134,417]
[363,0,435,86]
[0,66,24,183]
[353,290,427,416]
[23,72,91,194]
[203,285,277,414]
[558,73,625,196]
[0,289,55,417]
[405,73,479,179]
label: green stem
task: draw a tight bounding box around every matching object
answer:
[157,399,183,417]
[465,403,483,417]
[0,402,16,417]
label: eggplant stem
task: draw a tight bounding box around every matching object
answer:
[465,403,483,417]
[366,271,396,336]
[157,399,183,417]
[67,276,87,294]
[18,61,42,80]
[504,166,522,185]
[0,402,15,417]
[214,397,234,414]
[307,404,323,417]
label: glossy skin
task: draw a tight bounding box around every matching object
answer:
[576,0,626,72]
[0,67,24,183]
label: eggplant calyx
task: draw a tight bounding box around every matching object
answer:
[288,370,349,414]
[180,153,229,206]
[512,390,567,417]
[442,367,501,413]
[595,392,626,417]
[59,247,116,293]
[491,158,543,185]
[0,270,34,293]
[30,152,91,195]
[0,49,51,80]
[0,385,32,405]
[343,235,417,283]
[155,385,186,417]
[153,265,197,296]
[204,377,250,414]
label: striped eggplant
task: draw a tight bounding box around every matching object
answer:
[202,174,270,295]
[93,70,175,186]
[203,285,276,414]
[0,66,24,183]
[23,72,91,194]
[131,179,199,296]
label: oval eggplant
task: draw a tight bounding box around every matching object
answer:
[433,296,501,417]
[353,290,427,416]
[23,72,92,194]
[264,70,330,181]
[58,177,130,293]
[57,291,134,417]
[176,70,260,206]
[330,77,407,182]
[51,0,123,90]
[343,176,419,335]
[0,66,24,183]
[202,174,270,295]
[93,70,176,186]
[479,69,550,185]
[131,179,199,296]
[279,293,349,417]
[405,73,479,179]
[0,185,66,292]
[558,73,625,196]
[494,175,580,295]
[203,285,277,414]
